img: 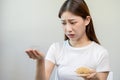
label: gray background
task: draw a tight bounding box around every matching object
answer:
[0,0,120,80]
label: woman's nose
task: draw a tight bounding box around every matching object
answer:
[65,24,72,32]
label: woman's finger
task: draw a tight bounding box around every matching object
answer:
[34,50,45,57]
[25,49,45,60]
[86,69,96,79]
[25,49,37,59]
[32,49,44,59]
[87,72,96,78]
[25,49,32,58]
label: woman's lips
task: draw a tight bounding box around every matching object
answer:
[67,34,75,38]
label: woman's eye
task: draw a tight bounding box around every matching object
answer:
[70,22,76,25]
[62,22,66,25]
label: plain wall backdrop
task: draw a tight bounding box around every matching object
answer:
[0,0,120,80]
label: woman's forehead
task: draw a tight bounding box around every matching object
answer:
[61,11,82,21]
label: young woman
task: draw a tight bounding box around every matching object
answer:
[25,0,110,80]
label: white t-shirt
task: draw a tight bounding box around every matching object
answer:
[45,40,110,80]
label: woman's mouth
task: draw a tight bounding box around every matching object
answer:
[67,34,75,38]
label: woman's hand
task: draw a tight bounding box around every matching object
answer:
[25,49,45,60]
[81,69,97,80]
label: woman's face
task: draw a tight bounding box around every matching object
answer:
[61,11,90,41]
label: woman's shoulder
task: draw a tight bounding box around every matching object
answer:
[93,41,106,49]
[92,41,108,54]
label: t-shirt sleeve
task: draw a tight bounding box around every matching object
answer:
[96,50,111,72]
[45,43,57,64]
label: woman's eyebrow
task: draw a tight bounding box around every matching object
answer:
[68,19,76,21]
[61,19,76,21]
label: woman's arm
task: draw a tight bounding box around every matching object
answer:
[45,60,55,80]
[84,71,109,80]
[96,72,109,80]
[80,68,109,80]
[36,60,45,80]
[25,49,55,80]
[35,60,55,80]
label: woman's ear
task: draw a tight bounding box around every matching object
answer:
[85,16,91,26]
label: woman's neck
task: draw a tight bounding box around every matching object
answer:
[69,39,92,48]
